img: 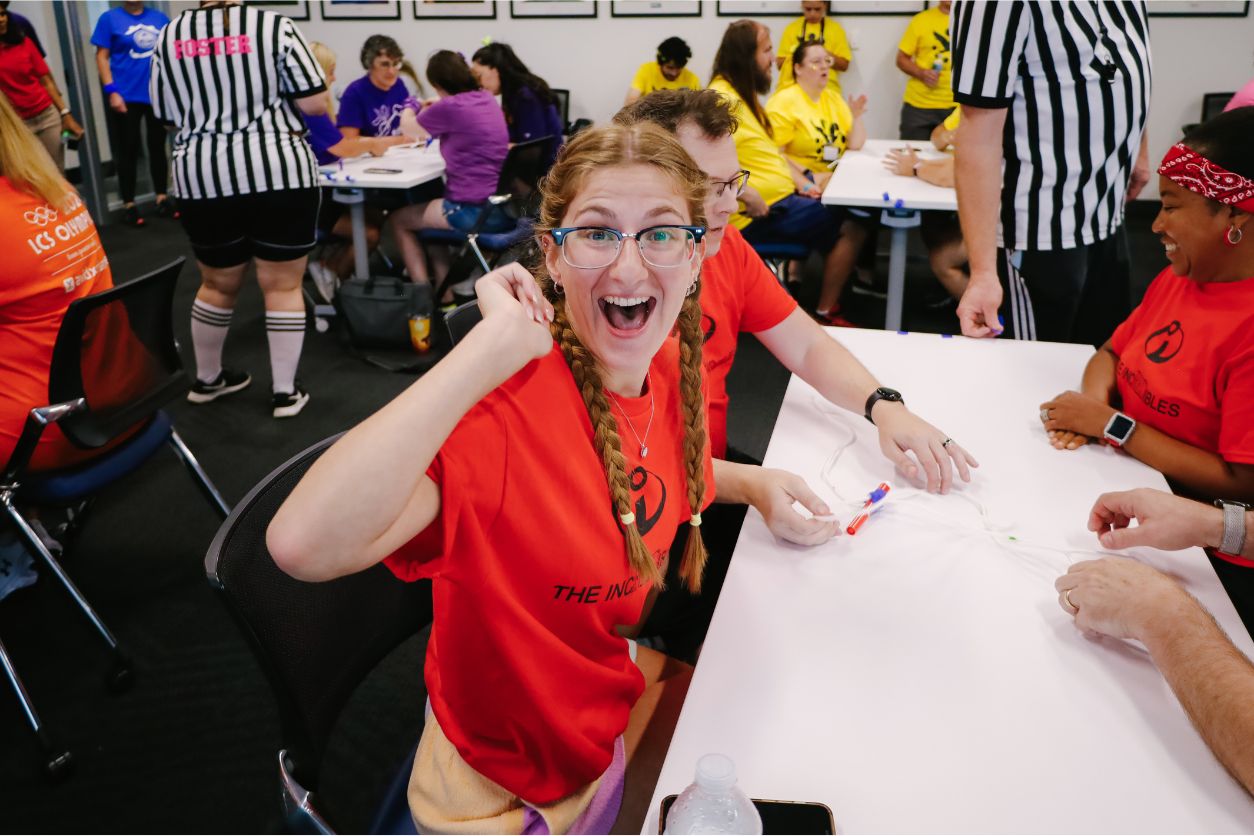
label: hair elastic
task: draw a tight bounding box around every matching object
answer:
[619,511,636,526]
[689,513,702,526]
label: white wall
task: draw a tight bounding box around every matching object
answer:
[298,0,1254,202]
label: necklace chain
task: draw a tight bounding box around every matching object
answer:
[605,372,654,459]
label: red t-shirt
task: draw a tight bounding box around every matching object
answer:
[1109,267,1254,465]
[0,38,53,119]
[384,340,714,804]
[699,225,799,457]
[0,178,113,471]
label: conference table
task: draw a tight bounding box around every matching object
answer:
[318,141,446,281]
[822,139,957,332]
[646,329,1254,833]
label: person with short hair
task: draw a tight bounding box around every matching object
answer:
[776,0,851,96]
[895,0,954,140]
[270,122,717,833]
[150,0,328,418]
[91,0,174,227]
[625,36,699,105]
[1039,108,1254,504]
[337,34,410,138]
[386,50,511,288]
[0,3,83,172]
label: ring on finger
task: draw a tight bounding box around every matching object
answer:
[1040,407,1052,423]
[1063,588,1079,613]
[941,437,954,448]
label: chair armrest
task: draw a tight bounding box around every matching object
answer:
[1,398,87,485]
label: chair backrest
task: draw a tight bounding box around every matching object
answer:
[205,434,434,795]
[48,258,188,449]
[1201,92,1235,122]
[444,300,483,346]
[497,135,559,218]
[550,87,570,131]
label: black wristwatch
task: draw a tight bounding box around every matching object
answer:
[864,387,904,424]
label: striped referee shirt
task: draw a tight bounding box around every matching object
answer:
[149,4,326,200]
[951,1,1151,251]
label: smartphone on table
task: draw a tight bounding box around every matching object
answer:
[658,794,836,834]
[363,167,403,175]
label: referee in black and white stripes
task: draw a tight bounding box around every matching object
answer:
[150,0,327,417]
[950,0,1151,345]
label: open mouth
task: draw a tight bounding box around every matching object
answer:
[598,295,657,333]
[1163,241,1178,255]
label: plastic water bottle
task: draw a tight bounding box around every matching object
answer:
[664,754,762,835]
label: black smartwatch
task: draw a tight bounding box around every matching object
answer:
[864,387,904,424]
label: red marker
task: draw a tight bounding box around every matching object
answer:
[846,482,891,535]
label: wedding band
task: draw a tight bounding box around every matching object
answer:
[1063,588,1079,613]
[1040,407,1052,423]
[941,438,954,448]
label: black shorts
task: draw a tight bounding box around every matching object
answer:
[179,188,321,268]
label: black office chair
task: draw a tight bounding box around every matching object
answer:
[1183,91,1235,135]
[0,257,230,776]
[205,434,433,833]
[418,135,557,302]
[551,87,571,134]
[443,299,483,347]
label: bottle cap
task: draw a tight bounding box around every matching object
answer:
[695,753,737,792]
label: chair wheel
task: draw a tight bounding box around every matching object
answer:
[45,748,73,780]
[106,659,135,693]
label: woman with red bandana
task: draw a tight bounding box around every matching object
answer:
[1038,107,1254,505]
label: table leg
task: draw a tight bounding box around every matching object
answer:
[333,187,370,280]
[880,209,922,332]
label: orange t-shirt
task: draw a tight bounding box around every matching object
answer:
[0,178,113,471]
[699,225,799,458]
[384,339,714,804]
[1109,267,1254,465]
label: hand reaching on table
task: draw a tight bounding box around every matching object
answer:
[1039,390,1116,451]
[871,401,978,494]
[747,467,841,545]
[1054,556,1193,640]
[1087,488,1224,553]
[884,148,920,178]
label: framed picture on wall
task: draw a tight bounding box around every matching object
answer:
[247,0,311,20]
[319,0,403,20]
[413,0,497,18]
[1147,0,1248,15]
[610,0,702,16]
[716,0,924,14]
[509,0,598,18]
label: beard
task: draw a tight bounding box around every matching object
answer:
[753,63,771,96]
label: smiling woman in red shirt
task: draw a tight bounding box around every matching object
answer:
[1040,107,1254,505]
[268,123,717,832]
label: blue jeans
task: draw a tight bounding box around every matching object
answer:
[443,200,513,234]
[740,194,845,253]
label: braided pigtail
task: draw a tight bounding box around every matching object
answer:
[675,290,709,594]
[550,300,665,590]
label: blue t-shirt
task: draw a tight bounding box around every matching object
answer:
[336,75,409,137]
[303,112,343,166]
[90,6,168,105]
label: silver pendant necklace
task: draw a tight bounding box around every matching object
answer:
[605,372,655,458]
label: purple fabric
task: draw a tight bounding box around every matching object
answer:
[302,112,343,165]
[520,735,625,835]
[417,89,508,204]
[336,74,409,137]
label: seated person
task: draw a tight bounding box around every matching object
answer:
[709,20,865,327]
[624,36,700,105]
[269,123,716,834]
[471,41,564,163]
[767,38,866,194]
[1040,107,1254,505]
[387,51,510,288]
[1057,487,1254,796]
[337,34,410,138]
[303,42,409,301]
[0,92,116,471]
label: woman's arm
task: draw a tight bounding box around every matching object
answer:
[1082,340,1119,403]
[712,459,840,546]
[328,133,409,160]
[268,266,555,581]
[38,74,82,136]
[94,47,126,114]
[781,151,821,197]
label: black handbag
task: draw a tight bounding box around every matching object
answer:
[335,275,430,349]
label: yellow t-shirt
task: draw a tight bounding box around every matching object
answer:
[766,84,853,175]
[630,61,701,95]
[709,77,795,230]
[898,6,954,110]
[776,16,851,96]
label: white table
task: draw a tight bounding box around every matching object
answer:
[822,139,957,332]
[318,141,445,281]
[647,329,1254,833]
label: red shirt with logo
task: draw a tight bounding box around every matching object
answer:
[0,178,113,470]
[699,225,799,457]
[1109,267,1254,465]
[384,340,714,804]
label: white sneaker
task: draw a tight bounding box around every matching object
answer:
[448,276,478,298]
[308,261,339,304]
[272,387,310,418]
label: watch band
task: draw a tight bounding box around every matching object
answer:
[1220,501,1247,556]
[59,107,71,116]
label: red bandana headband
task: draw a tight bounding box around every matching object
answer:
[1158,143,1254,212]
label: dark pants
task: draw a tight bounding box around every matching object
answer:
[995,226,1132,346]
[107,102,168,204]
[899,102,952,141]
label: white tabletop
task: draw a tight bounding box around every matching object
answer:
[318,140,445,190]
[647,329,1254,833]
[822,138,957,213]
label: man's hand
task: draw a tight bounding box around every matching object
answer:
[109,92,127,114]
[1055,556,1196,641]
[884,148,920,177]
[740,185,770,219]
[956,270,1003,338]
[1088,488,1224,552]
[1127,139,1150,202]
[872,402,977,494]
[746,467,841,546]
[921,68,940,88]
[1040,390,1116,450]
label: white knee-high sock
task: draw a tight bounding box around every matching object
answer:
[190,299,233,383]
[265,310,306,394]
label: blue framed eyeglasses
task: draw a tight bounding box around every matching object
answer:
[548,225,706,270]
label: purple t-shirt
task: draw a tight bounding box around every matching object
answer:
[417,89,509,204]
[337,74,409,137]
[303,112,342,165]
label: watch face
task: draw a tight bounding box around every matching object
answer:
[1107,414,1135,440]
[877,387,902,402]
